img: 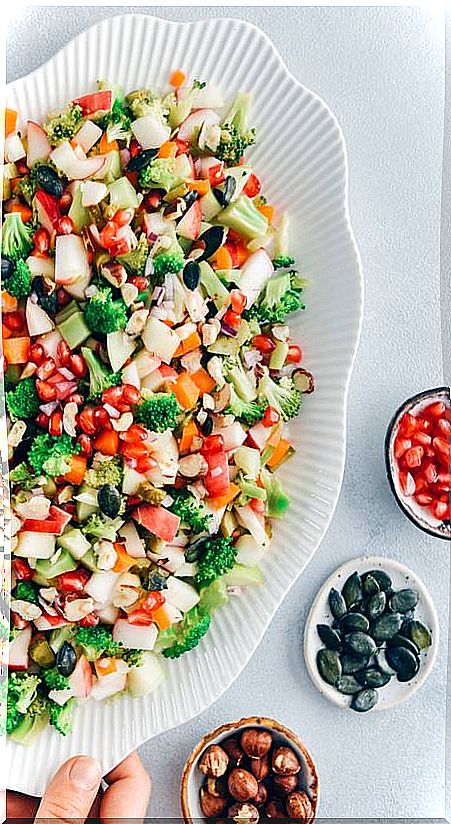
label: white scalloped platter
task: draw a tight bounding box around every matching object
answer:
[6,14,363,795]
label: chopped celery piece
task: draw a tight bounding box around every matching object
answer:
[68,183,90,231]
[224,565,264,587]
[217,195,268,240]
[57,310,90,349]
[108,176,140,210]
[199,261,230,308]
[269,340,289,370]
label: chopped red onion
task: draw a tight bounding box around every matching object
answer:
[39,401,58,416]
[244,349,263,369]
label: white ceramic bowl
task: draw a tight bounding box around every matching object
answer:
[5,14,362,795]
[385,387,451,541]
[304,556,439,711]
[180,716,319,823]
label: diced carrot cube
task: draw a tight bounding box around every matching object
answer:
[4,109,17,136]
[3,336,30,364]
[158,141,177,159]
[179,419,199,454]
[2,292,18,313]
[169,69,186,89]
[267,438,292,469]
[63,454,87,486]
[212,245,233,270]
[172,371,200,410]
[93,429,120,456]
[207,482,240,510]
[99,132,119,153]
[258,203,274,223]
[190,368,216,396]
[112,543,136,573]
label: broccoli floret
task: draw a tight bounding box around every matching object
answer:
[84,455,123,489]
[41,667,69,691]
[44,104,83,146]
[84,287,128,334]
[49,697,75,736]
[224,357,257,403]
[159,606,211,659]
[272,255,296,269]
[16,175,37,206]
[169,488,213,534]
[195,536,237,588]
[8,672,40,715]
[6,704,24,735]
[135,393,181,433]
[82,513,123,542]
[27,432,79,477]
[9,462,41,489]
[3,258,33,298]
[127,89,169,122]
[226,385,266,425]
[217,194,268,240]
[74,624,121,662]
[121,649,144,667]
[216,93,256,165]
[82,347,122,401]
[6,377,40,422]
[13,580,39,604]
[246,271,305,325]
[116,233,149,277]
[103,97,133,145]
[138,158,182,193]
[1,213,33,260]
[152,251,185,280]
[257,372,302,422]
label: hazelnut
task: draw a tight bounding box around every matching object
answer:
[228,768,259,802]
[200,788,227,817]
[250,755,270,782]
[273,773,299,797]
[223,737,245,766]
[199,745,229,778]
[206,776,228,798]
[285,790,313,822]
[241,728,272,759]
[271,746,301,776]
[228,802,260,823]
[253,783,268,807]
[264,800,285,818]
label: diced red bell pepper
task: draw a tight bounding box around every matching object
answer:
[132,503,181,542]
[73,90,112,115]
[203,449,230,498]
[12,558,34,580]
[22,504,72,535]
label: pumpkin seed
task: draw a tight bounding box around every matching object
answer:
[317,649,342,686]
[387,634,419,656]
[342,572,362,609]
[371,612,403,642]
[182,260,201,290]
[329,587,347,619]
[355,668,392,688]
[351,688,378,712]
[405,619,432,650]
[196,226,226,262]
[362,574,380,596]
[56,641,77,677]
[127,148,159,171]
[390,588,419,613]
[345,632,377,657]
[366,591,386,619]
[341,653,369,674]
[317,624,341,651]
[385,645,419,682]
[337,675,362,695]
[340,613,370,633]
[375,649,396,677]
[367,569,392,592]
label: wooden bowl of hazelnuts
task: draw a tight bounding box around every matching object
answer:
[180,716,319,823]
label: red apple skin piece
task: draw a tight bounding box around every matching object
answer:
[176,201,202,240]
[8,626,32,670]
[26,120,51,167]
[132,503,181,542]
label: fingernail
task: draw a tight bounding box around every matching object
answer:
[69,757,102,790]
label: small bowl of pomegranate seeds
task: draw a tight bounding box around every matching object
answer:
[385,387,451,540]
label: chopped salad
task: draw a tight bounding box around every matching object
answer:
[3,72,314,742]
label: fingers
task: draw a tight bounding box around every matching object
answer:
[36,756,102,822]
[100,752,151,822]
[6,791,40,821]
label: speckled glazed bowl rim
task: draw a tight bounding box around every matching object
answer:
[385,386,451,541]
[180,716,320,823]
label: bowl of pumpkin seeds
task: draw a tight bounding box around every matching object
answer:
[304,556,439,711]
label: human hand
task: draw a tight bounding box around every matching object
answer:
[7,751,151,821]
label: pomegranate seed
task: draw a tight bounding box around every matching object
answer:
[129,276,149,291]
[55,215,74,235]
[79,406,98,435]
[433,436,450,456]
[394,437,411,459]
[222,309,241,332]
[415,492,433,506]
[57,288,71,307]
[286,344,303,364]
[59,191,72,212]
[57,340,71,366]
[135,456,158,472]
[418,417,433,432]
[404,446,424,469]
[79,612,99,627]
[230,289,247,315]
[36,357,57,381]
[437,472,451,490]
[262,405,280,428]
[113,208,134,227]
[30,343,45,365]
[399,470,416,496]
[120,424,148,443]
[77,433,93,458]
[49,409,63,437]
[424,401,446,419]
[436,417,451,437]
[121,442,151,460]
[114,400,132,414]
[411,431,432,447]
[122,384,141,405]
[250,497,266,513]
[102,385,124,407]
[33,227,50,253]
[4,311,26,334]
[423,461,438,484]
[94,407,111,428]
[56,569,90,593]
[69,353,87,378]
[66,392,84,406]
[36,412,49,429]
[252,335,276,354]
[129,139,140,157]
[11,612,29,630]
[12,558,34,580]
[15,160,29,176]
[36,380,57,401]
[399,413,419,437]
[432,500,450,520]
